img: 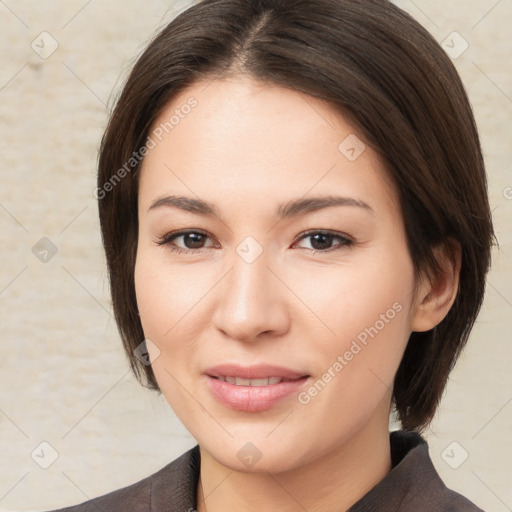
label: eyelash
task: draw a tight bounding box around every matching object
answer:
[155,229,354,255]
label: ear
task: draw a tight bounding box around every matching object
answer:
[410,239,462,332]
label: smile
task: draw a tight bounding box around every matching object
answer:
[212,376,298,386]
[206,374,310,412]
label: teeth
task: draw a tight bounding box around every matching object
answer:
[216,376,286,386]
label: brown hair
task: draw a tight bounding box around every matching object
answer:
[97,0,495,432]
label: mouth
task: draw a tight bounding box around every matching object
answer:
[211,376,303,386]
[204,364,310,412]
[205,363,309,381]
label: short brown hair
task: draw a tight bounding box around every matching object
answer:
[97,0,495,432]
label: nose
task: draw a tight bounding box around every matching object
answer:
[212,246,290,343]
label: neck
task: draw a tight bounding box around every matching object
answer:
[196,418,392,512]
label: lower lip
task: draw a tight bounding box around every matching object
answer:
[206,375,310,412]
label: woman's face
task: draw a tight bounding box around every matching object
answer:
[135,76,422,472]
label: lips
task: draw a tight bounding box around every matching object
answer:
[204,364,310,412]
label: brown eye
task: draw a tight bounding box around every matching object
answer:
[295,230,353,253]
[156,229,216,254]
[179,232,208,249]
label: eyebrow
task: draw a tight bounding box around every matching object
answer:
[148,194,374,218]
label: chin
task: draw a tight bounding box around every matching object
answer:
[197,431,313,475]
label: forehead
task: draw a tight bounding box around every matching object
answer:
[138,76,399,216]
[152,75,353,148]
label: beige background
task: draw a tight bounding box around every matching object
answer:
[0,0,511,510]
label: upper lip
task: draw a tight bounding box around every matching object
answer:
[205,364,309,380]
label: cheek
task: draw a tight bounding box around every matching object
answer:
[134,251,201,412]
[292,248,415,406]
[290,251,414,348]
[134,247,219,388]
[135,248,206,339]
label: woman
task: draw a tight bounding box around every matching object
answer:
[49,0,495,510]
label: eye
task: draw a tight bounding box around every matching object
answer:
[155,228,353,255]
[155,229,217,254]
[293,230,354,253]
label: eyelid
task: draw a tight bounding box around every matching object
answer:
[155,228,215,248]
[294,229,353,246]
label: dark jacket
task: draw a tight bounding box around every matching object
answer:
[47,430,484,511]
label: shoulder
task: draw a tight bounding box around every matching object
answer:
[436,489,486,512]
[419,470,486,512]
[46,477,150,512]
[349,430,486,512]
[43,444,200,512]
[391,431,486,512]
[414,483,486,511]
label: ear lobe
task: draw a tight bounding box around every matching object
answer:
[411,239,462,333]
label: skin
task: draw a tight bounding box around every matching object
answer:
[134,75,460,512]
